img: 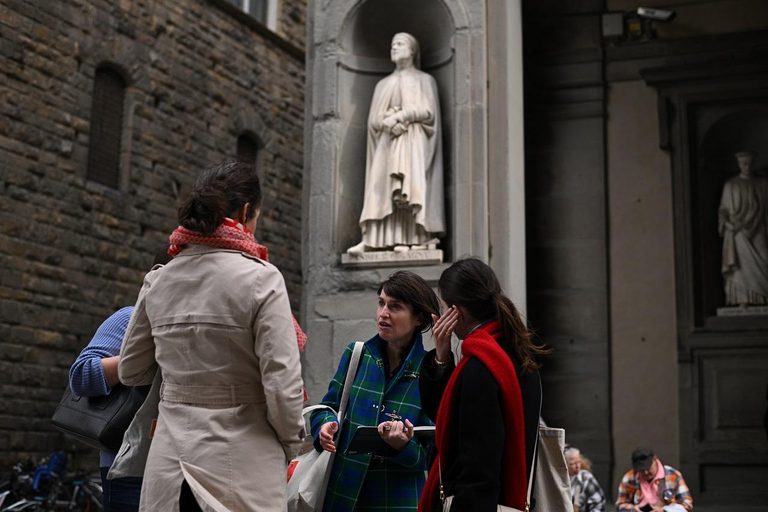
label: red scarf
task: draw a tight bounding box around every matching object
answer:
[418,321,527,512]
[167,219,309,398]
[168,218,268,260]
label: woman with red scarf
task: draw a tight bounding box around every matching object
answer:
[118,160,305,512]
[418,258,547,512]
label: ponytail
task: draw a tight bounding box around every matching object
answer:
[178,189,229,235]
[493,293,547,372]
[178,160,262,236]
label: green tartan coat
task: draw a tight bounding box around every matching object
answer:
[310,333,433,512]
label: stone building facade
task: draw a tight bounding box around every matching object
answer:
[0,0,305,467]
[523,1,768,508]
[303,0,768,509]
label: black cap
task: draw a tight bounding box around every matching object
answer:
[632,447,654,472]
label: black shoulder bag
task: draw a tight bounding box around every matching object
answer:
[51,383,151,452]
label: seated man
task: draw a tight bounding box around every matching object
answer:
[565,445,606,512]
[616,447,693,511]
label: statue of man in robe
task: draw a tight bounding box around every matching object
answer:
[347,32,445,255]
[718,150,768,306]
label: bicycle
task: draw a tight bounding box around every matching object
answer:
[0,453,103,512]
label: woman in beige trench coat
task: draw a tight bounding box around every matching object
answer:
[118,160,305,512]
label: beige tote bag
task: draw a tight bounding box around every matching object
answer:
[532,426,572,511]
[286,342,364,512]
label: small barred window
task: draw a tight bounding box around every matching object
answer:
[86,66,126,189]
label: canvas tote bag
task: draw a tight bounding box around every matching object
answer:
[531,426,571,511]
[287,342,364,512]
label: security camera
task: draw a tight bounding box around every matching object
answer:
[637,7,676,22]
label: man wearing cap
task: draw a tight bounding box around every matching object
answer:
[616,447,693,511]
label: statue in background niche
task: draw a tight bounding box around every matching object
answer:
[347,32,445,255]
[718,150,768,306]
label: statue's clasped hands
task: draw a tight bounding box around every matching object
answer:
[381,107,409,138]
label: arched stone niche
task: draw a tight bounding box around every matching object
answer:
[303,0,501,402]
[335,0,456,257]
[307,0,487,266]
[695,104,768,319]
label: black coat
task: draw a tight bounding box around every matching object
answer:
[419,346,541,512]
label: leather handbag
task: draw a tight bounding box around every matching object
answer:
[51,383,151,453]
[287,342,364,512]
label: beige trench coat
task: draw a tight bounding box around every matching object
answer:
[118,245,305,512]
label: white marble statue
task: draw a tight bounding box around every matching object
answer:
[347,32,445,255]
[718,151,768,306]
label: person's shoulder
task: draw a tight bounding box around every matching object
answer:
[375,73,395,87]
[663,465,684,477]
[114,306,134,318]
[91,308,134,336]
[192,247,268,267]
[620,468,636,483]
[419,70,439,86]
[236,252,280,277]
[460,358,499,390]
[409,334,428,358]
[346,339,372,356]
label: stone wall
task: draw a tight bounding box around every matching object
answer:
[0,0,305,467]
[277,0,306,49]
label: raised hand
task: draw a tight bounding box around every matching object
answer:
[432,306,459,363]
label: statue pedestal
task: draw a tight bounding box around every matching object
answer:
[341,249,443,268]
[716,305,768,317]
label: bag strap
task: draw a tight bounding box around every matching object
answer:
[301,404,337,417]
[336,341,365,435]
[524,376,544,510]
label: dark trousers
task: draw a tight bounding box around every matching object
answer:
[179,479,203,511]
[100,467,142,512]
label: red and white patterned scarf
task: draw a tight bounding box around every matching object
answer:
[167,218,309,399]
[168,218,268,260]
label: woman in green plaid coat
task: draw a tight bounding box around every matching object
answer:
[310,271,440,512]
